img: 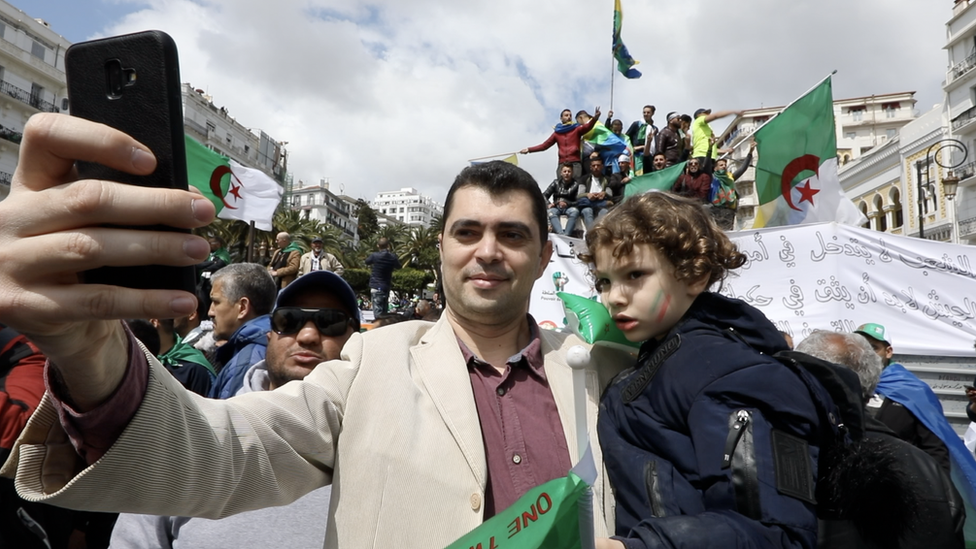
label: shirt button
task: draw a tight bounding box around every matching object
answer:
[512,454,522,464]
[470,493,482,511]
[496,387,506,396]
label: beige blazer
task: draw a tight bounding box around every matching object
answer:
[299,251,344,276]
[2,316,630,548]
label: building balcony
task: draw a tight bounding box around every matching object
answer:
[956,159,976,181]
[949,51,976,85]
[184,118,208,137]
[960,216,976,239]
[953,105,976,133]
[0,125,22,145]
[0,80,59,113]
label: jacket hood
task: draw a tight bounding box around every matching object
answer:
[682,292,787,355]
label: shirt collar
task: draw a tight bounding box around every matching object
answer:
[458,315,545,375]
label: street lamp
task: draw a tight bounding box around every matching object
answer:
[916,139,968,240]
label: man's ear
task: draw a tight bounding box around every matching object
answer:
[536,239,554,279]
[149,318,161,329]
[237,296,252,320]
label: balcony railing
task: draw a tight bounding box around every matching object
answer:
[950,51,976,84]
[0,171,12,186]
[953,105,976,131]
[0,81,59,113]
[956,159,976,180]
[0,125,22,145]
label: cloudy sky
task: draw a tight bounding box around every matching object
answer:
[29,0,950,205]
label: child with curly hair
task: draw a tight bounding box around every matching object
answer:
[582,192,821,549]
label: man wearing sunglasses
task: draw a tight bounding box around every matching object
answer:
[110,270,357,548]
[0,123,631,549]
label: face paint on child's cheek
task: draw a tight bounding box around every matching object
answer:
[651,290,672,322]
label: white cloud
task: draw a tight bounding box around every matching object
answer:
[97,0,949,204]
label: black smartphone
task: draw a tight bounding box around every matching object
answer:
[65,30,195,293]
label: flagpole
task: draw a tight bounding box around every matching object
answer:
[750,70,837,137]
[609,56,616,114]
[466,151,518,162]
[717,70,837,160]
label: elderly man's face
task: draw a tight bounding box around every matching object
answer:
[438,187,551,327]
[266,288,355,388]
[312,241,323,252]
[276,235,289,248]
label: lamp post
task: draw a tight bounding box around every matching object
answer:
[916,139,967,240]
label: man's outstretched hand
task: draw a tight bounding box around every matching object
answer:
[0,113,215,409]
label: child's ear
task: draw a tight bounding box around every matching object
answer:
[687,274,710,297]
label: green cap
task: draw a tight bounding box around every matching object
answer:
[855,323,890,345]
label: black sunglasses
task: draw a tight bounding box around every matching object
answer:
[271,307,357,337]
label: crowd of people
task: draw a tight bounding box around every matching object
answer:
[527,104,754,233]
[0,112,972,549]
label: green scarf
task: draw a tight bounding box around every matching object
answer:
[159,335,216,376]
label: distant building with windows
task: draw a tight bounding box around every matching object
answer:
[181,83,286,183]
[720,91,917,229]
[0,1,70,200]
[946,0,976,243]
[289,178,359,241]
[371,187,442,228]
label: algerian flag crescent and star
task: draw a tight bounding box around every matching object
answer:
[185,135,283,232]
[752,77,866,229]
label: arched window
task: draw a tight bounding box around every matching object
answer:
[889,187,903,228]
[873,195,887,232]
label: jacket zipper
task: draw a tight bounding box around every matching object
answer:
[723,409,751,468]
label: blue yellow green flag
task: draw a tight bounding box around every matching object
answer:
[613,0,641,79]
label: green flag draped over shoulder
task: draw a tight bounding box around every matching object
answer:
[443,473,590,549]
[752,77,865,228]
[624,161,686,198]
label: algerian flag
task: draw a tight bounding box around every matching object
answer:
[185,135,283,231]
[623,161,686,198]
[752,77,866,229]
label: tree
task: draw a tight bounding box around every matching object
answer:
[400,225,440,287]
[355,199,380,242]
[392,268,435,300]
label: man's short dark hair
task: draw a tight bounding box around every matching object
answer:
[558,162,575,172]
[126,319,161,356]
[442,161,548,246]
[680,114,692,123]
[561,108,571,116]
[377,237,390,250]
[644,105,656,113]
[211,263,277,316]
[575,110,589,119]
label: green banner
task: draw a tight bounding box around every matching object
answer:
[624,161,686,198]
[444,473,589,549]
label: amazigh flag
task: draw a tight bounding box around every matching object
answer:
[583,121,629,172]
[752,77,866,228]
[624,161,686,198]
[612,0,641,79]
[185,135,283,231]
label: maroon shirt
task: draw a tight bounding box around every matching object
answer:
[460,320,572,518]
